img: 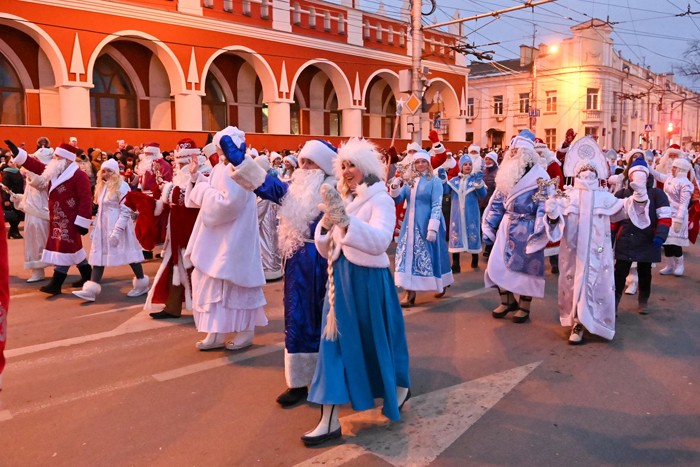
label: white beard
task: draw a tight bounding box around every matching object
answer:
[277,169,326,259]
[495,154,526,194]
[655,155,674,174]
[42,158,70,182]
[172,164,191,188]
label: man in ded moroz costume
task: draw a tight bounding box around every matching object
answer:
[481,129,558,323]
[146,139,205,319]
[184,127,267,351]
[547,136,650,344]
[231,139,338,407]
[6,140,93,295]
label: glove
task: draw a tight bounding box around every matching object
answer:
[77,226,89,236]
[109,234,120,248]
[320,184,349,228]
[219,135,246,167]
[389,177,403,190]
[474,171,484,184]
[426,229,437,242]
[672,219,683,233]
[652,236,665,249]
[545,197,562,220]
[437,168,447,182]
[4,140,19,157]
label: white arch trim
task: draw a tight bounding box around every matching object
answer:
[361,68,401,106]
[290,59,353,110]
[423,77,460,117]
[85,30,186,95]
[0,14,68,86]
[0,38,34,89]
[200,46,278,102]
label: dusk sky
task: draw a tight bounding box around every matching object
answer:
[353,0,700,90]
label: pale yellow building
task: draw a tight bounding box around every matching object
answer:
[466,19,700,152]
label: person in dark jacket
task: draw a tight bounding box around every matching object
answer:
[2,159,25,239]
[613,157,671,314]
[479,151,499,259]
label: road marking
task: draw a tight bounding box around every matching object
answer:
[152,341,285,381]
[0,410,12,421]
[402,287,490,317]
[6,311,191,358]
[296,361,541,467]
[9,292,37,299]
[73,304,144,318]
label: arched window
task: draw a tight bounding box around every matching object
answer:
[0,54,25,125]
[90,55,137,128]
[202,74,228,131]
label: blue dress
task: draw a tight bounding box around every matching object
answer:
[392,176,453,291]
[445,173,487,253]
[308,254,410,421]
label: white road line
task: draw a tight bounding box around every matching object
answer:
[402,287,490,317]
[152,341,285,381]
[9,292,37,299]
[73,304,144,318]
[295,362,542,467]
[0,410,12,421]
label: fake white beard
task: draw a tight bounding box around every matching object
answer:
[42,157,70,182]
[172,164,191,188]
[495,153,526,194]
[277,169,326,259]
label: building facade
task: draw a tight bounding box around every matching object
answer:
[467,19,700,152]
[0,0,471,150]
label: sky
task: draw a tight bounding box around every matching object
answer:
[346,0,700,91]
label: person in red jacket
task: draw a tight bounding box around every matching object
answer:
[6,141,93,295]
[535,138,564,274]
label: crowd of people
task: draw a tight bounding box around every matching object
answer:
[2,125,699,445]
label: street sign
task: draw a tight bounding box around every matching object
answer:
[528,109,540,117]
[644,123,653,132]
[405,94,422,114]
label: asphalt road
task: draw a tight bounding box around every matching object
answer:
[1,236,699,466]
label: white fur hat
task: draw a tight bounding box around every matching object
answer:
[406,142,422,153]
[665,144,683,158]
[510,135,535,150]
[672,157,692,173]
[202,143,217,157]
[297,140,338,175]
[101,158,119,173]
[334,138,385,181]
[485,151,499,167]
[468,144,481,154]
[213,126,245,148]
[625,148,645,164]
[412,150,431,162]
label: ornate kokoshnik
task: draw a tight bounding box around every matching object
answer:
[532,176,568,202]
[395,159,422,188]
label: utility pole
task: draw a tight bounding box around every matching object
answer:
[409,0,557,144]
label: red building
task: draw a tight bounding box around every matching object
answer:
[0,0,470,151]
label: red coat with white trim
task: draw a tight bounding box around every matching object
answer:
[20,156,92,266]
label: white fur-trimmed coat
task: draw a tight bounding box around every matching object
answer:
[184,162,265,288]
[314,182,395,268]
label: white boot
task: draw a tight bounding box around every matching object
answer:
[674,256,685,276]
[126,276,150,297]
[195,333,227,350]
[72,281,102,302]
[659,258,676,275]
[225,329,255,350]
[301,404,341,446]
[624,275,638,295]
[26,268,45,283]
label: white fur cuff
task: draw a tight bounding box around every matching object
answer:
[230,156,267,192]
[11,148,28,166]
[428,218,440,233]
[75,215,91,229]
[284,350,318,388]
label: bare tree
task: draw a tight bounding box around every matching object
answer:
[678,40,700,79]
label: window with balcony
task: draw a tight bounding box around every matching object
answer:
[0,54,25,125]
[518,93,530,114]
[545,128,557,150]
[493,95,503,115]
[586,88,599,110]
[467,97,474,118]
[546,91,557,112]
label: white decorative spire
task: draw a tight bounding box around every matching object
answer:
[69,33,84,77]
[353,72,362,103]
[461,87,466,116]
[376,0,386,16]
[187,48,199,89]
[279,61,289,96]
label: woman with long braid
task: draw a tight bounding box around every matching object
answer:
[300,138,410,447]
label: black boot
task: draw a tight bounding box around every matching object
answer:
[276,386,308,407]
[72,264,93,288]
[451,253,461,273]
[471,253,479,269]
[40,271,67,295]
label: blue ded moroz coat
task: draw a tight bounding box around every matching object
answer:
[391,175,453,292]
[445,172,487,253]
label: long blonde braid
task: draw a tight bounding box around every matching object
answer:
[322,232,339,341]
